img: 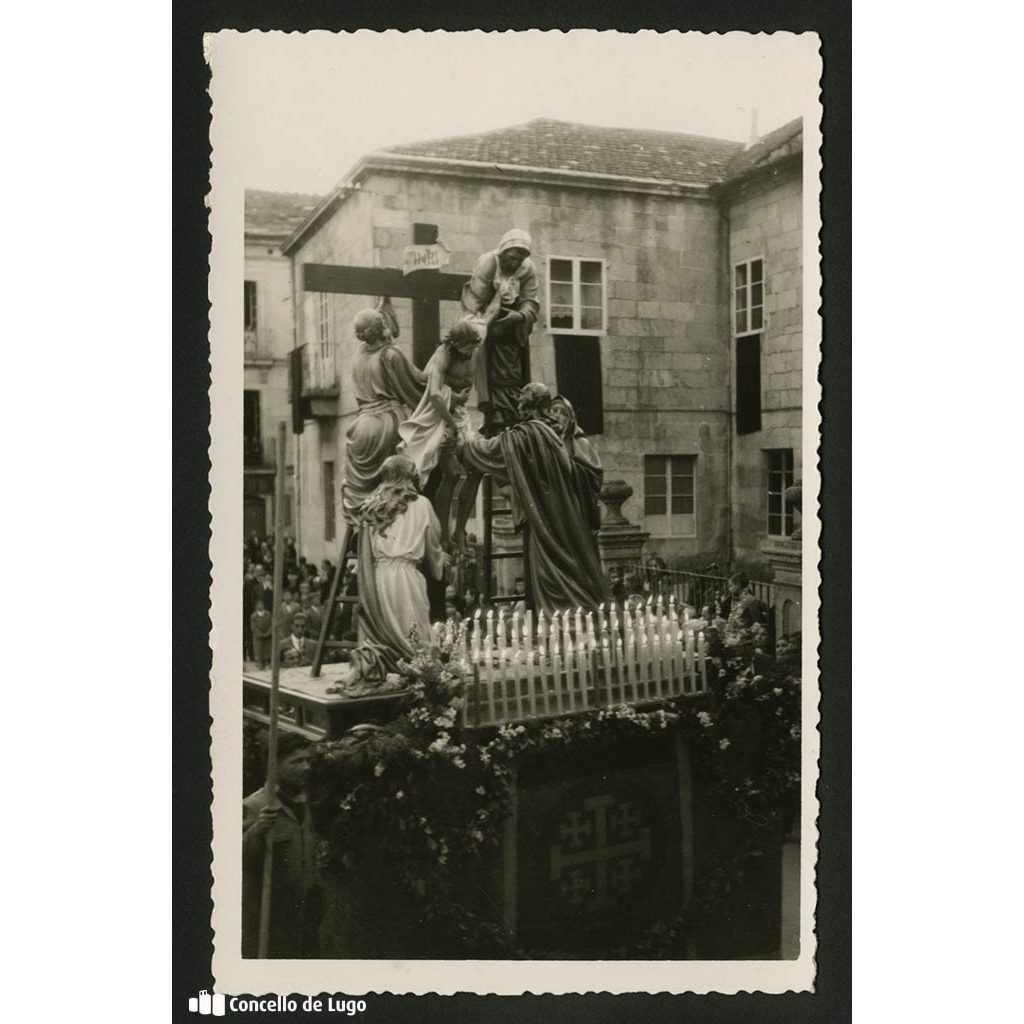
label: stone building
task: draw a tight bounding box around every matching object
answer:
[243,189,321,540]
[272,117,804,573]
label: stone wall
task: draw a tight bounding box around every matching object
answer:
[726,165,803,562]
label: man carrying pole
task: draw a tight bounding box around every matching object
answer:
[241,422,322,958]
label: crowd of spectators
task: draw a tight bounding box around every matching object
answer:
[243,530,357,669]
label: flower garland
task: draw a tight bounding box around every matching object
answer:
[301,618,802,957]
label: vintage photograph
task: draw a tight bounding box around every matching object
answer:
[208,29,822,994]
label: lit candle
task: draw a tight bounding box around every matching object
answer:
[551,616,561,714]
[483,633,496,722]
[685,622,695,688]
[486,608,494,649]
[618,636,630,702]
[524,613,537,716]
[610,601,619,636]
[575,606,584,641]
[698,630,707,690]
[647,594,655,624]
[601,635,610,701]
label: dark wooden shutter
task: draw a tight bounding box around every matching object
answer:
[736,334,762,435]
[411,223,439,369]
[554,336,604,435]
[289,348,305,434]
[323,461,336,542]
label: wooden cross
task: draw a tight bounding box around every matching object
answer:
[302,223,469,369]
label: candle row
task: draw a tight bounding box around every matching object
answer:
[443,600,709,726]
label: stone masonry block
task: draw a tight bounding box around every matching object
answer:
[614,318,644,336]
[608,368,639,389]
[611,349,641,370]
[776,289,798,310]
[640,353,673,372]
[611,280,641,299]
[671,352,708,372]
[371,207,410,229]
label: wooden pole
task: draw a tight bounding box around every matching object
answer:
[257,421,288,958]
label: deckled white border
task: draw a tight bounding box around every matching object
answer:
[208,29,823,995]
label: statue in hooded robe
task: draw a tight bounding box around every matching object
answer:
[460,228,540,436]
[456,382,609,615]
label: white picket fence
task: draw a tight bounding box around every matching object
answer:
[432,597,710,727]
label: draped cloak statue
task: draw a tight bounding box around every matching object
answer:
[457,383,609,614]
[341,309,426,523]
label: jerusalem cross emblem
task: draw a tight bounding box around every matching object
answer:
[549,792,653,912]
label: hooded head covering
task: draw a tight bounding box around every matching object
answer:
[498,228,532,255]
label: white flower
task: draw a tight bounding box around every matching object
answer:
[790,726,801,739]
[719,738,730,750]
[395,790,404,800]
[475,785,486,796]
[697,711,713,728]
[773,688,783,696]
[453,756,466,769]
[373,763,385,777]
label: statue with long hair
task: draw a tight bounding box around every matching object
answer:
[352,455,447,684]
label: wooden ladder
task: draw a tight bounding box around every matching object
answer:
[310,522,360,678]
[479,475,529,611]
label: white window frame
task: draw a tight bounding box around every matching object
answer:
[765,447,795,538]
[546,256,607,335]
[733,256,766,338]
[643,454,697,538]
[316,291,332,353]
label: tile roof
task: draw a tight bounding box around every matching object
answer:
[724,117,803,183]
[245,189,323,240]
[378,117,745,187]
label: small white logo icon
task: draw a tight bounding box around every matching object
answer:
[188,991,226,1016]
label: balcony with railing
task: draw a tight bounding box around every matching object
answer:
[243,325,276,364]
[244,435,265,467]
[620,562,775,620]
[292,342,340,418]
